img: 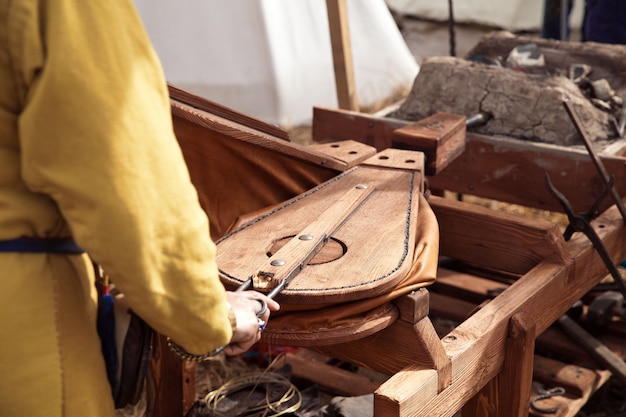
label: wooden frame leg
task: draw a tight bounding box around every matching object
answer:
[462,312,536,417]
[151,335,196,417]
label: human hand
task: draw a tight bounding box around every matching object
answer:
[221,290,280,356]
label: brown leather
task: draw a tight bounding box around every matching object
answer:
[258,193,438,346]
[171,101,342,241]
[115,311,153,408]
[219,184,438,346]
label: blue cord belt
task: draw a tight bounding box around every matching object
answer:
[0,238,84,254]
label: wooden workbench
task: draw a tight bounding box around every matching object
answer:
[149,87,626,417]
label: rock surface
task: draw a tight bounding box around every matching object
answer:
[390,55,613,146]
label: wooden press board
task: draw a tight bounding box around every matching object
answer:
[216,150,425,305]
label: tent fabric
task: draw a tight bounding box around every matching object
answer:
[132,0,419,128]
[387,0,585,32]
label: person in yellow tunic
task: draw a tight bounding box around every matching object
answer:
[0,1,279,416]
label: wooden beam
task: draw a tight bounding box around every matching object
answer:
[430,195,570,275]
[169,84,289,140]
[270,350,383,396]
[392,113,466,176]
[326,0,359,111]
[430,134,626,216]
[312,318,444,375]
[313,105,409,150]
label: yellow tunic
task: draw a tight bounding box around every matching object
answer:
[0,1,232,416]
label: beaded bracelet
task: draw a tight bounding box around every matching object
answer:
[166,336,224,361]
[166,302,237,362]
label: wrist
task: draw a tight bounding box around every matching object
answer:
[166,300,239,362]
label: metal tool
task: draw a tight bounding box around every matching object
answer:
[545,173,626,299]
[558,314,626,386]
[562,99,626,223]
[587,290,625,327]
[465,111,492,129]
[530,385,565,414]
[561,173,614,241]
[545,168,626,386]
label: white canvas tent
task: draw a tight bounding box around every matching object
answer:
[132,0,419,128]
[387,0,584,32]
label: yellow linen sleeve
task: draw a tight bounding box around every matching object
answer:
[11,0,232,354]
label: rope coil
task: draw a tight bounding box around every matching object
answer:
[203,355,302,417]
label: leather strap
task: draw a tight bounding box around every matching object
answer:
[115,312,153,408]
[0,237,84,254]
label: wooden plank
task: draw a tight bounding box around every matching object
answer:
[430,195,570,275]
[169,84,289,140]
[433,267,510,305]
[429,266,623,414]
[374,364,436,417]
[270,350,383,396]
[235,183,375,293]
[182,361,196,415]
[362,148,425,172]
[536,326,598,365]
[325,0,359,111]
[499,313,537,415]
[313,315,450,384]
[374,365,439,417]
[429,291,477,323]
[430,134,626,216]
[431,268,626,370]
[172,100,350,172]
[395,288,430,324]
[313,105,408,150]
[171,100,343,241]
[533,355,609,399]
[308,140,377,167]
[429,263,625,414]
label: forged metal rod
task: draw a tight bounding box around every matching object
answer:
[530,386,565,414]
[562,99,626,223]
[562,175,614,241]
[545,173,626,299]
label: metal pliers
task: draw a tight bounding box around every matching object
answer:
[545,173,626,299]
[545,173,613,242]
